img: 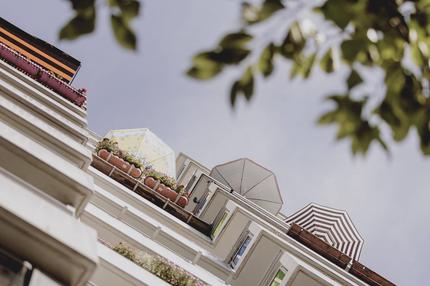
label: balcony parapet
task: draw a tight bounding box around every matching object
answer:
[0,168,98,286]
[1,121,94,216]
[287,224,395,286]
[0,43,86,108]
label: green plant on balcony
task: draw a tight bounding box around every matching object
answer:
[121,152,145,169]
[113,242,138,261]
[142,168,177,190]
[113,243,207,286]
[176,185,186,195]
[95,138,146,170]
[95,138,119,154]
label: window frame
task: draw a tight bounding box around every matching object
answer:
[269,266,288,286]
[229,231,254,269]
[211,209,229,238]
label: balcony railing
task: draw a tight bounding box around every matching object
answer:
[0,43,86,108]
[287,224,395,286]
[91,154,212,236]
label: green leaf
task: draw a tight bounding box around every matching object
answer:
[111,14,137,50]
[191,52,218,67]
[347,69,363,90]
[108,0,140,20]
[211,48,251,65]
[230,81,240,106]
[258,0,285,21]
[289,53,316,79]
[239,67,254,101]
[219,32,253,49]
[317,94,386,155]
[317,0,351,29]
[187,52,223,80]
[59,7,96,40]
[320,48,334,73]
[258,43,276,77]
[187,65,222,80]
[375,99,410,141]
[70,0,95,11]
[351,121,385,155]
[243,0,285,25]
[280,22,306,59]
[118,0,141,22]
[384,64,405,94]
[318,110,337,124]
[416,112,430,155]
[341,39,368,64]
[230,67,255,106]
[303,53,317,78]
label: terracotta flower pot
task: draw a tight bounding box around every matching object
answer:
[156,183,166,194]
[161,187,178,201]
[176,196,188,208]
[120,160,131,173]
[98,149,110,160]
[111,157,131,175]
[98,149,142,178]
[144,177,157,189]
[129,167,142,178]
[108,153,122,168]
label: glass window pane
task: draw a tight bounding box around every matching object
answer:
[212,212,228,237]
[230,233,253,268]
[276,269,286,280]
[269,268,287,286]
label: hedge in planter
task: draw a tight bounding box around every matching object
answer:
[113,243,207,286]
[95,138,144,178]
[142,169,189,207]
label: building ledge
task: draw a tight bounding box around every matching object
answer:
[0,168,98,286]
[91,243,170,286]
[1,94,92,168]
[83,204,228,285]
[0,121,94,216]
[83,194,233,280]
[0,60,88,143]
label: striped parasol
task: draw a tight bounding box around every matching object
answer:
[286,203,364,260]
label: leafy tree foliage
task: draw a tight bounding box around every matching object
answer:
[187,0,430,156]
[57,0,430,156]
[59,0,140,50]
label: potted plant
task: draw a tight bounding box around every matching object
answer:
[95,138,143,178]
[143,168,161,189]
[175,185,188,208]
[141,168,189,207]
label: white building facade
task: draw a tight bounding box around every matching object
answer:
[0,17,394,286]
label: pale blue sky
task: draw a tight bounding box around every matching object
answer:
[3,1,430,285]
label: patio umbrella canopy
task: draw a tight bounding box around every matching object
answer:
[286,203,364,260]
[104,128,176,177]
[210,158,284,215]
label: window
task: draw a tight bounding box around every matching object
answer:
[269,267,287,286]
[185,174,196,193]
[211,210,229,238]
[229,232,254,268]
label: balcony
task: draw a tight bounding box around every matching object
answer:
[0,122,94,216]
[90,154,212,236]
[287,224,395,286]
[0,43,86,108]
[0,168,98,286]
